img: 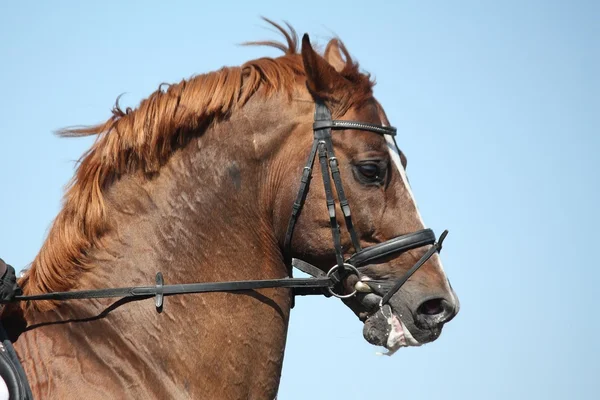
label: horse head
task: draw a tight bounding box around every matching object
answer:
[269,33,459,354]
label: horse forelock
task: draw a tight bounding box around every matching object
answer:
[20,19,375,311]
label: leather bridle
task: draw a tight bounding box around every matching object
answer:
[3,99,447,311]
[285,99,447,303]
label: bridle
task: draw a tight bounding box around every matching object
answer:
[3,99,447,312]
[285,99,448,304]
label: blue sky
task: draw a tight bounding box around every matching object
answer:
[1,1,598,398]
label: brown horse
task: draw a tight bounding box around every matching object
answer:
[1,21,458,399]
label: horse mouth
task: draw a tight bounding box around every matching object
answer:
[362,304,422,355]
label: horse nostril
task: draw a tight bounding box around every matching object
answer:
[417,298,445,316]
[414,297,455,329]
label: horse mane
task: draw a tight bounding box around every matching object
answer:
[19,19,374,308]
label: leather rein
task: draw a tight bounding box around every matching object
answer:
[3,100,447,312]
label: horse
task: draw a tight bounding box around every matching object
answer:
[1,20,459,399]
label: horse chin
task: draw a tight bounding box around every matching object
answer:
[362,305,422,356]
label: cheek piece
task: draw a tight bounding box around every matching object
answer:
[286,100,448,305]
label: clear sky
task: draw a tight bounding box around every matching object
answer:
[1,1,598,399]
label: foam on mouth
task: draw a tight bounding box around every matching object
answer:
[386,312,406,350]
[376,305,421,356]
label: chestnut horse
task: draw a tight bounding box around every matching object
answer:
[1,22,458,399]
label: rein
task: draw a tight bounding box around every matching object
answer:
[7,274,332,312]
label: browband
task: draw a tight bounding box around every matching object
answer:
[313,120,397,136]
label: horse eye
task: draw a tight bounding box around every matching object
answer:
[358,164,379,178]
[354,162,385,184]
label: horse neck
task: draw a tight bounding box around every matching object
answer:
[15,97,301,399]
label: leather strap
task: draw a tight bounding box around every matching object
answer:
[291,259,332,297]
[315,101,363,256]
[317,141,345,268]
[313,120,397,136]
[283,138,319,252]
[320,130,362,252]
[7,275,333,312]
[347,229,436,267]
[378,230,448,305]
[292,258,326,278]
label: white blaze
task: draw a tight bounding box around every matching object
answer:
[384,135,425,225]
[384,134,455,303]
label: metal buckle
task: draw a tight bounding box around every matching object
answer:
[326,263,359,299]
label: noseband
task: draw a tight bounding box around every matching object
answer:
[3,99,447,311]
[286,100,448,304]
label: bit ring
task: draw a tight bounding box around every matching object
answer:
[326,263,359,299]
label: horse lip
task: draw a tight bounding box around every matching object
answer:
[361,303,424,354]
[362,308,389,346]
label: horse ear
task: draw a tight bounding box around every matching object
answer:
[324,39,347,73]
[301,34,343,96]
